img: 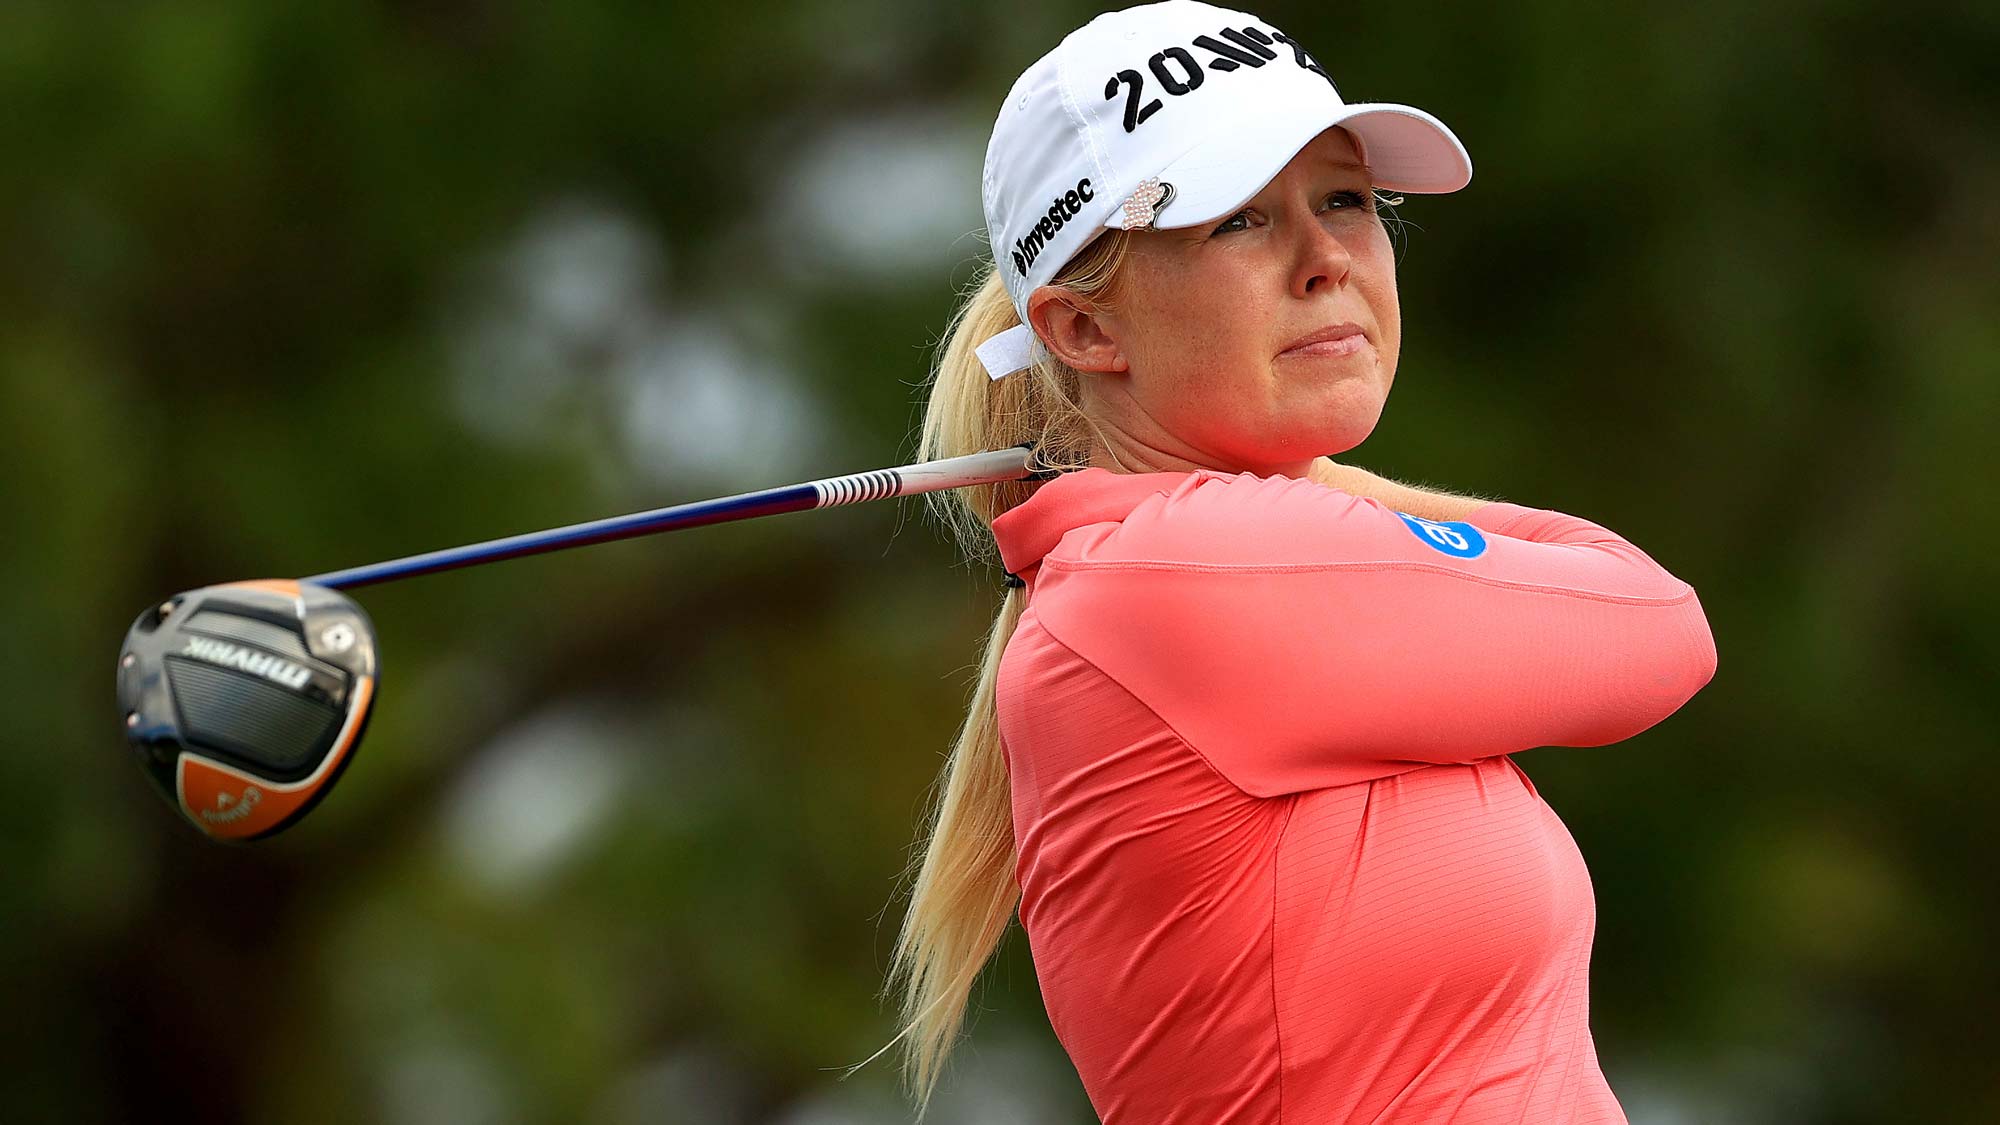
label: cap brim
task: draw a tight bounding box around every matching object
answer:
[1337,104,1474,194]
[1110,101,1472,231]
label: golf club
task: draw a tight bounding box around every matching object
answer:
[117,444,1048,841]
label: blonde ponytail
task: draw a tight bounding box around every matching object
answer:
[842,231,1130,1118]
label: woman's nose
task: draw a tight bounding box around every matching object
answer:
[1293,212,1355,298]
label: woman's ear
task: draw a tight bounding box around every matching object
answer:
[1027,285,1127,373]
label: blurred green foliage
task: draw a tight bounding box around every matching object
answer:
[2,0,1995,1121]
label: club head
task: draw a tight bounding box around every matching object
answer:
[117,580,377,841]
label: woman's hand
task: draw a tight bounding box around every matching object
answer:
[1305,456,1361,492]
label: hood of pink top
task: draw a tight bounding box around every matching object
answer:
[990,467,1208,578]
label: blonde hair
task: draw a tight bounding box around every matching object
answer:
[842,229,1132,1118]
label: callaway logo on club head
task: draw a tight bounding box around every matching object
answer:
[199,785,262,824]
[181,635,312,691]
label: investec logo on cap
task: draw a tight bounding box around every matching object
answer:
[1011,177,1094,278]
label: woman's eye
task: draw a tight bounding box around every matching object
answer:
[1211,191,1372,236]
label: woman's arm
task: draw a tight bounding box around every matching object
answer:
[1036,471,1718,796]
[1307,456,1502,523]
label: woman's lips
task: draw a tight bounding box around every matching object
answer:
[1279,328,1368,358]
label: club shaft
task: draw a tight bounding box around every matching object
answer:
[303,445,1043,590]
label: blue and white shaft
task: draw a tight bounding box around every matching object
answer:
[305,444,1042,591]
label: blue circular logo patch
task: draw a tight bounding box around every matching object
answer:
[1394,511,1488,558]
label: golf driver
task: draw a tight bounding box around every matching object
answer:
[118,444,1047,841]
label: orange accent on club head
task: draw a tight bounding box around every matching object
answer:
[221,579,305,600]
[175,675,375,840]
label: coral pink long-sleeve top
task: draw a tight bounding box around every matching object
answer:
[988,468,1717,1124]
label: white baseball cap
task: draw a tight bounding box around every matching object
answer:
[976,0,1473,379]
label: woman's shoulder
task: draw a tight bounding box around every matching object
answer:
[1051,468,1381,570]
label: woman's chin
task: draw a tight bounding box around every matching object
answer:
[1306,386,1389,447]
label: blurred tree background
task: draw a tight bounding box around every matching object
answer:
[3,0,1995,1121]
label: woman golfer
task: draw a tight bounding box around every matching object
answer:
[878,2,1719,1120]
